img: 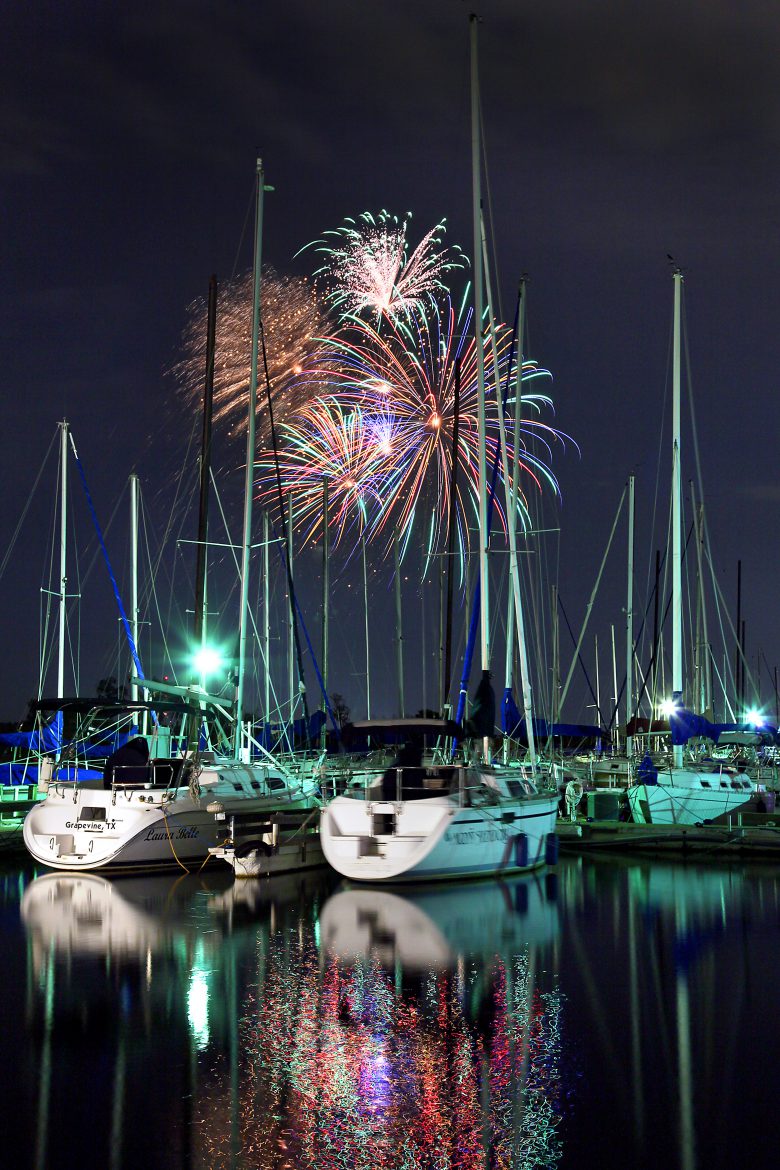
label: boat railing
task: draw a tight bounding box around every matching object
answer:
[322,763,460,803]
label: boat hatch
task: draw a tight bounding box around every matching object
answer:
[506,779,534,798]
[78,806,107,822]
[372,812,396,836]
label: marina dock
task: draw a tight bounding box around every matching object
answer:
[557,812,780,858]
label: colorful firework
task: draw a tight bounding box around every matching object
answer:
[170,267,332,444]
[254,396,395,548]
[256,291,569,566]
[304,210,463,320]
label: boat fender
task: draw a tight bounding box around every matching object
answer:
[514,833,529,869]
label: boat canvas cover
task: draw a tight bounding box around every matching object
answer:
[502,689,602,745]
[0,710,62,754]
[339,719,462,753]
[669,707,778,746]
[258,710,326,750]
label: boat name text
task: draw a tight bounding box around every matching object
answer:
[144,825,200,841]
[445,827,509,846]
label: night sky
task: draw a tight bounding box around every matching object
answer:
[3,1,780,728]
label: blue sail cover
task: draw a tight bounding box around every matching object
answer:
[502,688,604,745]
[669,707,778,745]
[0,711,63,753]
[258,710,326,751]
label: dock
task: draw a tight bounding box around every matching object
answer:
[557,812,780,859]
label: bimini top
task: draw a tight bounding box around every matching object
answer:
[33,696,208,717]
[339,719,463,751]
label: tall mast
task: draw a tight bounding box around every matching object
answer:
[625,474,635,757]
[394,530,405,717]
[321,479,329,747]
[470,14,491,761]
[287,501,295,719]
[57,419,68,699]
[672,267,683,767]
[263,509,271,722]
[443,357,461,711]
[194,274,217,683]
[611,623,619,754]
[505,279,526,696]
[690,480,711,712]
[362,535,371,719]
[483,254,537,766]
[235,159,266,758]
[130,472,140,703]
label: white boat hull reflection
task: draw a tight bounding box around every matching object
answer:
[320,872,559,971]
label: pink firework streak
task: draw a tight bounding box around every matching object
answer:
[304,210,463,321]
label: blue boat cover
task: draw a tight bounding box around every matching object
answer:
[0,711,63,753]
[502,689,604,743]
[257,710,326,750]
[668,707,778,745]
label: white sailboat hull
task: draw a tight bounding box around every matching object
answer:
[23,762,318,872]
[320,788,558,883]
[627,770,754,825]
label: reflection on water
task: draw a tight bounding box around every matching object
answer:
[195,874,564,1169]
[5,857,780,1169]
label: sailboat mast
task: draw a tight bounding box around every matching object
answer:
[625,473,635,757]
[394,530,405,717]
[194,274,217,679]
[130,472,139,703]
[505,279,526,694]
[483,256,537,766]
[263,509,271,722]
[672,268,683,767]
[321,479,329,747]
[57,419,68,700]
[235,158,266,759]
[470,15,490,685]
[287,502,295,719]
[363,535,371,719]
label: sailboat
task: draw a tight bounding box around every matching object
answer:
[319,18,559,883]
[22,160,321,874]
[627,269,753,826]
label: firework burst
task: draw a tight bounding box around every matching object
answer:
[254,397,395,549]
[171,267,331,444]
[256,293,569,566]
[305,210,463,321]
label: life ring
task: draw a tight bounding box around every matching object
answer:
[564,779,584,820]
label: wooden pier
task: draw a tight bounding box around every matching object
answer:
[557,812,780,859]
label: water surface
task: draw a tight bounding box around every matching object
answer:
[2,854,776,1169]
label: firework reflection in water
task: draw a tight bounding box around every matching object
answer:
[195,939,564,1169]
